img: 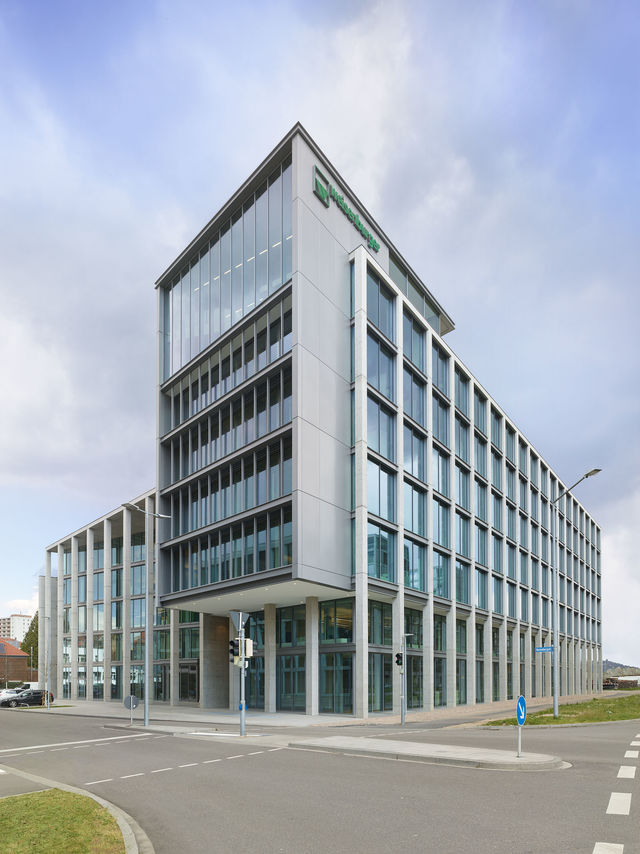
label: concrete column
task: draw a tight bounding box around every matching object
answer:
[57,544,64,700]
[170,608,179,704]
[86,528,94,701]
[499,618,508,701]
[201,615,229,708]
[512,623,520,699]
[70,536,79,699]
[423,599,434,710]
[446,607,456,707]
[103,518,112,700]
[264,603,277,713]
[523,624,532,698]
[353,246,368,719]
[145,495,154,706]
[483,619,491,703]
[122,508,131,697]
[305,597,319,715]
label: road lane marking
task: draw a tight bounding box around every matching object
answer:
[248,751,264,755]
[606,793,632,815]
[0,734,148,754]
[268,748,284,752]
[121,773,144,779]
[618,766,636,779]
[226,755,244,759]
[203,759,221,764]
[630,741,640,746]
[85,779,113,785]
[593,844,624,853]
[151,768,173,773]
[50,748,67,752]
[624,750,638,759]
[179,763,198,768]
[0,770,5,774]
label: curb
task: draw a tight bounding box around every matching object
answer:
[0,763,154,854]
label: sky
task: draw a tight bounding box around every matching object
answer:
[0,0,637,664]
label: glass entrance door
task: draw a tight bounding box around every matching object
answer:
[179,662,199,702]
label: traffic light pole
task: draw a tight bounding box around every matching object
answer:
[239,622,246,737]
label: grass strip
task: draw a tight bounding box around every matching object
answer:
[486,693,640,726]
[0,788,125,853]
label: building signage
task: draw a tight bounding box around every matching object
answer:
[313,165,380,252]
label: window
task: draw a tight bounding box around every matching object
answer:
[367,523,395,582]
[475,481,487,521]
[368,601,392,646]
[491,452,502,491]
[404,482,426,536]
[506,466,515,501]
[404,425,426,481]
[490,409,502,449]
[519,442,528,474]
[403,368,425,425]
[492,493,502,532]
[367,268,394,341]
[492,535,503,574]
[367,333,394,401]
[506,427,515,463]
[431,447,449,497]
[405,609,423,648]
[472,434,487,484]
[455,417,469,463]
[456,560,470,604]
[454,368,469,415]
[475,524,487,566]
[93,572,104,601]
[433,552,450,598]
[507,504,516,540]
[474,390,486,434]
[520,588,528,621]
[368,396,395,462]
[403,312,425,372]
[432,344,449,396]
[432,499,450,548]
[320,598,353,644]
[456,464,470,510]
[432,396,449,446]
[476,569,488,609]
[367,459,395,522]
[404,539,426,591]
[456,512,470,557]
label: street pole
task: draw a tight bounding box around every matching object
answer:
[46,614,51,710]
[240,618,246,737]
[551,469,601,718]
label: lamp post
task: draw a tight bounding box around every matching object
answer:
[551,468,601,718]
[122,502,170,727]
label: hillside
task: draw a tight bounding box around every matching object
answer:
[603,659,640,677]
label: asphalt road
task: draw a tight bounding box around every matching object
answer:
[1,710,638,853]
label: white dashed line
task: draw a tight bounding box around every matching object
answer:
[618,766,636,779]
[153,735,169,739]
[50,748,67,752]
[226,754,244,759]
[0,770,5,775]
[629,741,640,747]
[624,751,638,759]
[151,768,173,773]
[593,844,624,853]
[248,751,264,755]
[179,763,198,768]
[606,793,632,816]
[85,778,113,785]
[0,734,147,754]
[121,773,144,779]
[203,759,221,764]
[268,748,284,752]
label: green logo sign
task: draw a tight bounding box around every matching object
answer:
[313,165,380,252]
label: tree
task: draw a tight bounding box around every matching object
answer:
[21,613,38,675]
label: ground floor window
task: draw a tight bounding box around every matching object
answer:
[434,656,446,707]
[476,660,484,703]
[179,662,199,702]
[247,656,264,709]
[111,665,122,700]
[407,655,423,709]
[492,661,500,701]
[92,666,104,699]
[320,652,353,714]
[368,652,392,712]
[456,658,467,705]
[63,667,71,699]
[78,666,86,699]
[130,664,144,699]
[277,654,305,711]
[153,663,170,701]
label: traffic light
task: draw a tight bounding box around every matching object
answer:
[395,652,403,666]
[229,638,240,662]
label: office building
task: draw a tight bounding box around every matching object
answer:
[42,124,602,715]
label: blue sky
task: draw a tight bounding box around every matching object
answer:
[0,0,638,663]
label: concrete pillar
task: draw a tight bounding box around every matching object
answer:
[423,598,433,710]
[499,618,508,701]
[103,518,112,700]
[264,603,277,712]
[523,624,532,698]
[71,536,79,699]
[305,597,319,715]
[201,614,229,708]
[86,528,94,701]
[170,608,179,704]
[353,246,368,719]
[446,607,456,707]
[483,619,491,703]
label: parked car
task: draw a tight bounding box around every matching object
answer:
[0,688,22,701]
[0,689,54,708]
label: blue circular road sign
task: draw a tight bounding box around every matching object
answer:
[516,695,527,726]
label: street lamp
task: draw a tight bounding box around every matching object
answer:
[122,502,170,727]
[551,468,601,718]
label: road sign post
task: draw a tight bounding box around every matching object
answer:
[516,694,527,757]
[124,694,139,728]
[229,611,249,736]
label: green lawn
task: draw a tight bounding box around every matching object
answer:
[0,788,125,853]
[486,693,640,726]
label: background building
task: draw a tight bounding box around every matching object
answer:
[0,614,32,645]
[0,638,31,685]
[41,124,602,714]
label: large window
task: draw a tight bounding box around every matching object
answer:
[320,599,353,644]
[403,312,425,372]
[432,499,450,548]
[404,538,425,591]
[404,482,426,536]
[455,417,469,463]
[432,344,449,396]
[456,464,470,510]
[431,447,449,497]
[456,560,470,604]
[432,397,449,447]
[367,268,394,341]
[455,368,469,415]
[368,396,395,462]
[404,425,426,481]
[456,512,470,558]
[403,368,425,425]
[367,459,395,522]
[367,333,394,401]
[367,523,395,582]
[368,601,392,646]
[433,551,450,599]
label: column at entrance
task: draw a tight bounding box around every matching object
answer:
[201,614,229,708]
[305,597,319,715]
[264,604,277,713]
